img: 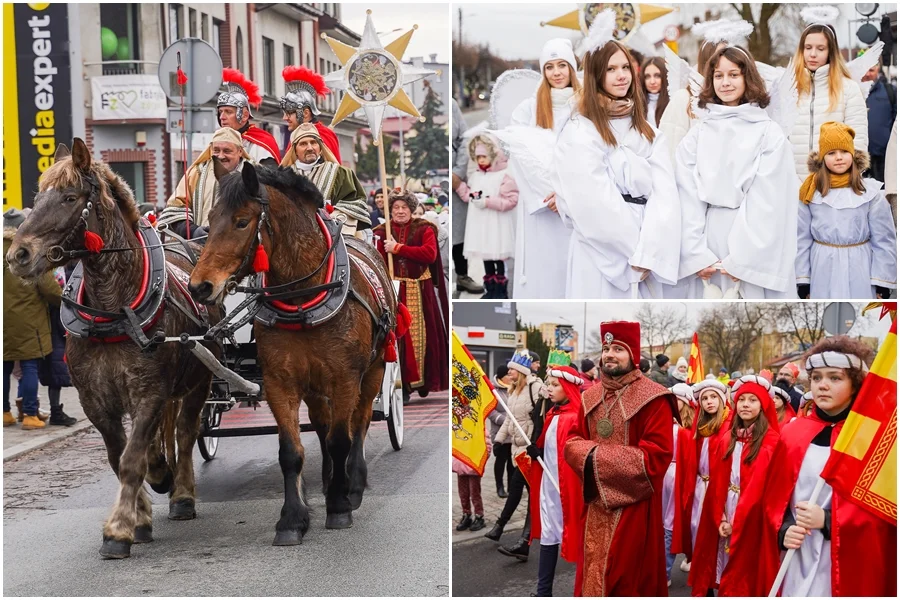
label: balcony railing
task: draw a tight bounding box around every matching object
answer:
[84,60,158,76]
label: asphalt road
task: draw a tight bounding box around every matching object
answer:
[452,533,692,597]
[3,393,449,597]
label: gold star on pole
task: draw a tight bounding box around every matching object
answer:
[541,3,674,42]
[321,10,435,140]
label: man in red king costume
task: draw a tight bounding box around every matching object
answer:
[217,68,282,164]
[564,321,678,596]
[280,65,342,163]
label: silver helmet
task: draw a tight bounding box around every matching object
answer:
[281,66,329,120]
[217,68,261,123]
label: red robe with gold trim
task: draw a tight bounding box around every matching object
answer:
[374,219,448,392]
[529,399,586,594]
[718,411,898,597]
[563,371,677,597]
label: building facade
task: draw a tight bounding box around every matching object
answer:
[452,301,519,378]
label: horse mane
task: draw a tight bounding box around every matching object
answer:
[218,165,325,213]
[39,156,141,229]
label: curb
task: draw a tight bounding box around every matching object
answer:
[3,419,94,462]
[452,516,526,544]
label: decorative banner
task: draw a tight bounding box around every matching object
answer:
[687,332,704,384]
[452,331,497,476]
[91,75,168,121]
[3,2,73,210]
[541,2,674,40]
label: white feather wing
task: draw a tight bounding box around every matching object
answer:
[489,125,557,195]
[488,69,543,130]
[847,41,884,99]
[663,44,695,100]
[765,59,799,138]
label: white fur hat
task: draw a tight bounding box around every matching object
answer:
[540,38,577,73]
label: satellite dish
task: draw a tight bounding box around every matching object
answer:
[158,38,223,105]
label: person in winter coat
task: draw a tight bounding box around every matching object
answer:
[789,23,868,180]
[3,209,62,430]
[37,267,77,426]
[454,427,489,533]
[484,351,545,562]
[863,61,896,183]
[796,121,896,299]
[668,356,689,386]
[650,354,671,385]
[490,365,514,498]
[451,99,484,297]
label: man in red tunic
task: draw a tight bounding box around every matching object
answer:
[373,192,449,397]
[564,321,677,596]
[217,68,282,163]
[280,65,342,163]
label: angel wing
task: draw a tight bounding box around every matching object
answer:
[489,125,558,195]
[461,120,490,142]
[663,44,695,100]
[488,69,543,130]
[764,59,799,138]
[847,40,884,99]
[688,69,706,120]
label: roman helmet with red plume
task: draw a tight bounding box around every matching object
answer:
[281,65,330,119]
[218,68,263,123]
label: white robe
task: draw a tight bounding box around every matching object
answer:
[797,179,897,298]
[646,92,660,126]
[462,168,517,260]
[553,113,682,299]
[509,90,574,299]
[673,103,799,299]
[691,437,711,550]
[662,422,679,532]
[539,414,563,546]
[716,441,742,584]
[243,139,276,163]
[782,444,834,597]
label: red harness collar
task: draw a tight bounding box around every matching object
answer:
[262,213,335,314]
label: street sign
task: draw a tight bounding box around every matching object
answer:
[823,302,857,336]
[166,107,218,134]
[157,38,222,104]
[664,24,680,42]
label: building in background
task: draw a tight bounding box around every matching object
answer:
[538,322,579,362]
[452,302,519,378]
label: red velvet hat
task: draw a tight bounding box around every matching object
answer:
[599,321,641,365]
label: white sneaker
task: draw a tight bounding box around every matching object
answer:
[680,560,691,573]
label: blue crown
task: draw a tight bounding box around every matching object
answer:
[509,351,533,370]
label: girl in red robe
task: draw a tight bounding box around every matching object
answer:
[692,375,780,596]
[527,365,586,597]
[773,386,798,425]
[720,337,897,597]
[671,380,731,573]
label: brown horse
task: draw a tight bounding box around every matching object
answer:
[189,163,396,544]
[6,139,222,559]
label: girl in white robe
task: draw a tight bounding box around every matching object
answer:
[552,40,681,299]
[796,121,896,299]
[675,46,799,299]
[507,39,579,299]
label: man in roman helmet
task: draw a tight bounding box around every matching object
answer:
[217,68,282,164]
[281,65,342,163]
[281,123,370,235]
[159,127,250,238]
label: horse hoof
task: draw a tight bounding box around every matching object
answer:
[149,469,174,494]
[168,498,196,521]
[325,512,353,529]
[272,529,303,546]
[99,537,131,559]
[133,525,153,544]
[349,491,364,511]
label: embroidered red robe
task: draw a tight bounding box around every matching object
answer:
[374,219,449,392]
[718,412,898,597]
[563,372,677,597]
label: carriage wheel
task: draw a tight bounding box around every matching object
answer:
[387,363,404,451]
[197,404,223,461]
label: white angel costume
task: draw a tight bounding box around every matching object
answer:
[553,113,682,299]
[796,179,897,298]
[676,103,799,299]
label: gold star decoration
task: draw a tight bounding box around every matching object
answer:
[541,3,674,42]
[322,10,435,140]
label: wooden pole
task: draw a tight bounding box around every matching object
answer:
[377,132,394,280]
[767,477,827,596]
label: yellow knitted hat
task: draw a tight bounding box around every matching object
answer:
[818,121,855,156]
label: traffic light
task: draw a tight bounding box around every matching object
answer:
[880,14,895,67]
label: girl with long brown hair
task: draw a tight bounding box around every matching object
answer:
[551,9,681,299]
[796,120,896,299]
[641,56,669,126]
[662,383,696,585]
[789,9,868,179]
[675,45,799,299]
[506,39,581,299]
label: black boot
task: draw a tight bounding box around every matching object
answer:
[494,275,509,299]
[498,536,530,561]
[484,521,505,541]
[480,275,495,299]
[49,404,77,427]
[469,515,486,532]
[456,513,473,531]
[497,482,508,498]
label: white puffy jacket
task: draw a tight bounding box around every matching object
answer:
[790,64,868,180]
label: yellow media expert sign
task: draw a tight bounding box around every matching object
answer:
[3,2,72,210]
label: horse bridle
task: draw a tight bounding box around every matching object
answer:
[46,172,105,262]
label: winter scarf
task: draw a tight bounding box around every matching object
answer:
[800,171,852,204]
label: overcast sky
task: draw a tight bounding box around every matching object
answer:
[514,301,893,352]
[341,3,450,63]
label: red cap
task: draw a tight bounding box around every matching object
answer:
[599,321,641,366]
[732,380,780,434]
[547,365,585,404]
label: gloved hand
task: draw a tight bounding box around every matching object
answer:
[526,444,542,460]
[797,284,810,299]
[875,285,891,299]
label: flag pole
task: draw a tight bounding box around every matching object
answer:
[377,132,394,280]
[767,477,827,596]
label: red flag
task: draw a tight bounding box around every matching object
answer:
[687,332,704,384]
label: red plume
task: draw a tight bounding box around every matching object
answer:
[84,230,105,253]
[396,303,411,338]
[383,331,398,363]
[222,68,262,108]
[282,65,330,96]
[252,242,270,273]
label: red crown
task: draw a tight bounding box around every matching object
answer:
[282,65,330,96]
[222,68,262,108]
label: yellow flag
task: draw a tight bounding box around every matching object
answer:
[451,331,497,476]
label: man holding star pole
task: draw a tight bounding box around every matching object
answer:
[321,10,436,278]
